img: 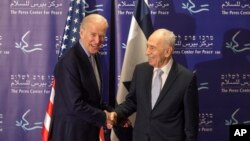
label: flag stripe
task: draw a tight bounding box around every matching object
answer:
[44,113,52,131]
[41,79,55,141]
[134,0,153,38]
[47,100,53,116]
[99,127,105,141]
[47,81,55,116]
[41,125,49,141]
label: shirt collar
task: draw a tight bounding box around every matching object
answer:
[79,40,91,57]
[153,58,173,74]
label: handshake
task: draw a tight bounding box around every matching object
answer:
[104,111,131,129]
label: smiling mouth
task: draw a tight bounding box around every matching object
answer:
[90,45,99,49]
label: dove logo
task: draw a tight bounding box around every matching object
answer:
[121,43,127,49]
[16,109,42,131]
[81,0,104,13]
[15,31,43,54]
[225,31,250,53]
[182,0,209,14]
[198,82,209,91]
[225,108,250,126]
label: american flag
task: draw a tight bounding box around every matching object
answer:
[59,0,86,57]
[41,80,55,141]
[41,0,105,141]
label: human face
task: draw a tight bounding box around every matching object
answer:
[146,35,172,68]
[80,22,107,55]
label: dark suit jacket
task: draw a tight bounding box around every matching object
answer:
[50,42,106,141]
[115,61,199,141]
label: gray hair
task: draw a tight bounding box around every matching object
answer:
[80,14,108,29]
[155,28,176,48]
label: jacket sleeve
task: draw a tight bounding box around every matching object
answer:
[184,74,199,141]
[114,66,139,119]
[54,58,106,127]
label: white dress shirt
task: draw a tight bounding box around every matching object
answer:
[152,58,173,89]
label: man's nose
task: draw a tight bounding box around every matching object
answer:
[94,36,101,44]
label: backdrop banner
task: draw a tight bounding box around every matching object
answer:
[114,1,250,141]
[0,0,250,141]
[0,0,111,140]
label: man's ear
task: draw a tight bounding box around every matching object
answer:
[79,28,84,38]
[165,47,173,58]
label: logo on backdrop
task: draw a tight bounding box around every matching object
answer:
[0,35,2,46]
[10,73,53,95]
[99,37,108,56]
[117,0,170,15]
[221,73,250,94]
[15,30,43,54]
[225,108,250,126]
[198,82,209,91]
[10,0,63,15]
[199,113,213,132]
[121,42,126,49]
[222,0,250,16]
[174,35,220,55]
[55,35,62,55]
[225,30,250,53]
[182,0,209,14]
[0,34,10,55]
[194,70,209,92]
[16,109,42,131]
[0,114,3,132]
[81,0,103,13]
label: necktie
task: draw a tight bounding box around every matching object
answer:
[90,56,103,138]
[151,69,163,108]
[90,55,101,92]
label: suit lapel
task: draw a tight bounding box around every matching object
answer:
[153,61,178,109]
[145,66,154,111]
[75,43,100,95]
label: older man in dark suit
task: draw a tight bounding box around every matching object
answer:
[109,29,199,141]
[50,14,110,141]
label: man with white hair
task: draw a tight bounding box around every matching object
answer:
[110,28,199,141]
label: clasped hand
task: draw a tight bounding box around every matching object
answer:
[104,111,117,129]
[104,111,131,129]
